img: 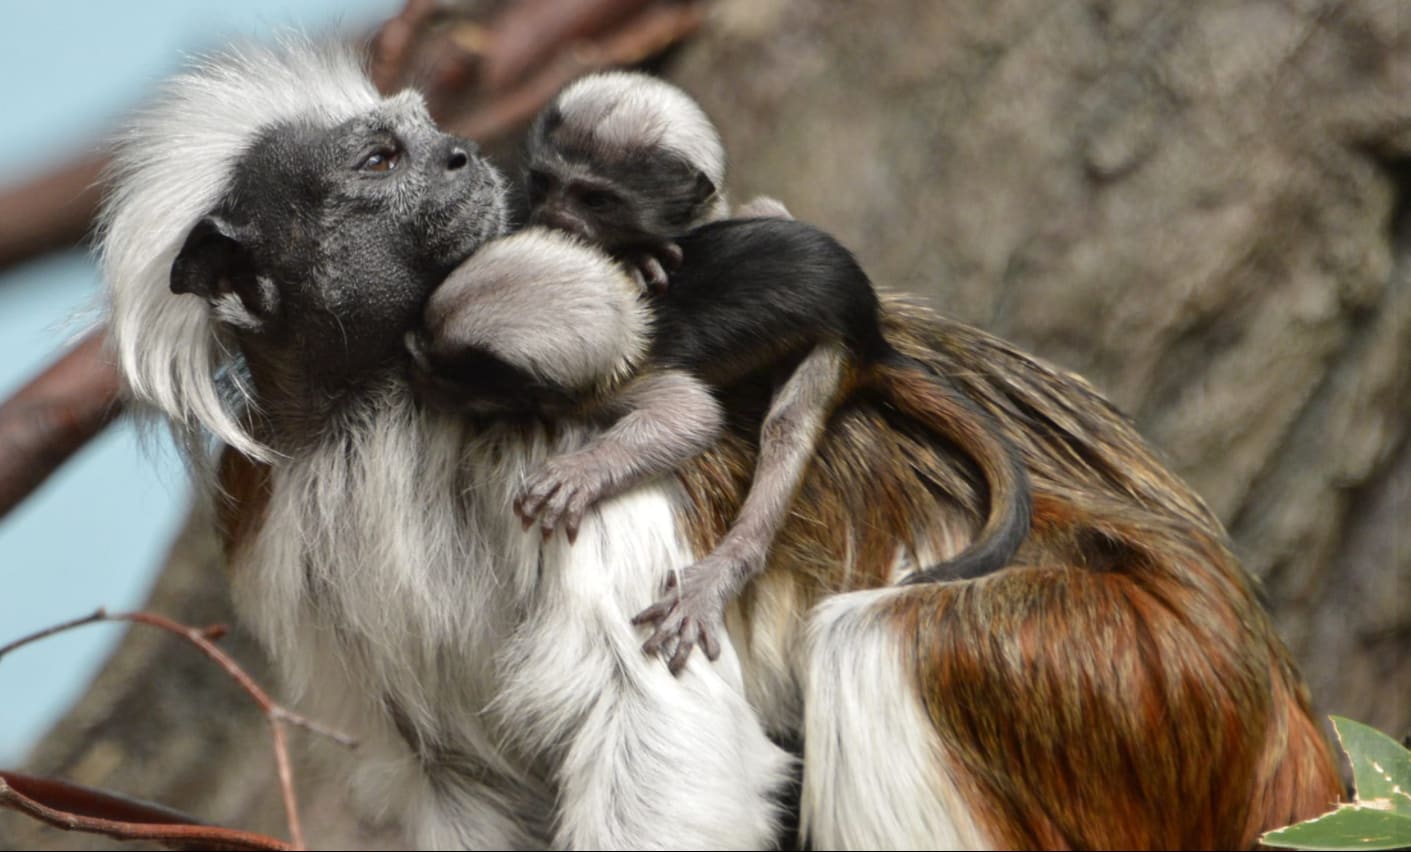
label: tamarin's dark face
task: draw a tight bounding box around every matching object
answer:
[523,106,716,252]
[170,93,507,391]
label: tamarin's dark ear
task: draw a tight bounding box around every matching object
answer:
[171,215,278,329]
[692,172,718,207]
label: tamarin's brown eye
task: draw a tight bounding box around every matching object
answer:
[359,146,400,173]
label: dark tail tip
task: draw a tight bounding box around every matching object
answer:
[902,440,1032,585]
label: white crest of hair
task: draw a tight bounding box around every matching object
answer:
[229,382,790,848]
[556,70,726,188]
[802,585,994,850]
[426,228,649,396]
[97,35,380,463]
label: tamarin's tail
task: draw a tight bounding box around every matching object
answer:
[872,354,1032,583]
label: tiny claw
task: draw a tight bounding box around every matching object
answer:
[636,254,669,296]
[702,629,721,662]
[565,516,581,545]
[659,635,681,664]
[642,629,666,656]
[517,477,563,529]
[658,241,683,270]
[513,496,534,529]
[631,600,671,625]
[540,506,560,534]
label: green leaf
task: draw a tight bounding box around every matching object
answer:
[1261,716,1411,850]
[1261,807,1411,851]
[1333,715,1411,817]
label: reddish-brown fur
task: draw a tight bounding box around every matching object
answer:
[679,295,1341,848]
[217,294,1341,848]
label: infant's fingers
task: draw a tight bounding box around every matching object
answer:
[563,494,594,544]
[517,480,561,526]
[631,599,673,626]
[643,612,685,660]
[658,241,683,268]
[668,621,700,674]
[702,627,721,661]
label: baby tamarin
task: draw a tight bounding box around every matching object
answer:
[417,72,1033,672]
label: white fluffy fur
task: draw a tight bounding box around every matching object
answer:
[555,71,727,192]
[803,587,993,850]
[425,228,649,396]
[99,37,380,462]
[230,390,791,849]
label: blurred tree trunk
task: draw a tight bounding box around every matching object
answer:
[5,0,1407,846]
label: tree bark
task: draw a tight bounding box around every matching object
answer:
[6,1,1407,846]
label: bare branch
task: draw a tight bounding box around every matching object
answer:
[0,154,106,271]
[0,330,123,521]
[0,609,357,849]
[452,0,706,141]
[0,772,294,851]
[477,0,658,92]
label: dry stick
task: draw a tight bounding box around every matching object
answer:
[476,0,658,92]
[0,329,123,520]
[2,770,215,827]
[0,153,107,272]
[0,773,295,852]
[368,0,441,94]
[0,608,357,850]
[452,0,706,141]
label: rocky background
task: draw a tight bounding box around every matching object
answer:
[3,0,1406,847]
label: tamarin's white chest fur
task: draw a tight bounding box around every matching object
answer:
[229,395,794,848]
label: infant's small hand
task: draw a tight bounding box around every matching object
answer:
[631,547,758,675]
[514,454,612,543]
[627,240,683,296]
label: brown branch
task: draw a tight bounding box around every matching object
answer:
[0,773,293,852]
[368,0,442,94]
[452,0,707,141]
[0,154,107,271]
[0,329,123,521]
[477,0,659,93]
[0,608,357,850]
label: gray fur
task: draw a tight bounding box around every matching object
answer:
[553,71,726,193]
[424,228,648,398]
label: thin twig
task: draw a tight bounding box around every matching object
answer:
[0,608,109,659]
[0,153,107,271]
[452,0,706,141]
[369,0,441,94]
[0,330,123,522]
[0,773,295,851]
[0,609,358,849]
[477,0,658,92]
